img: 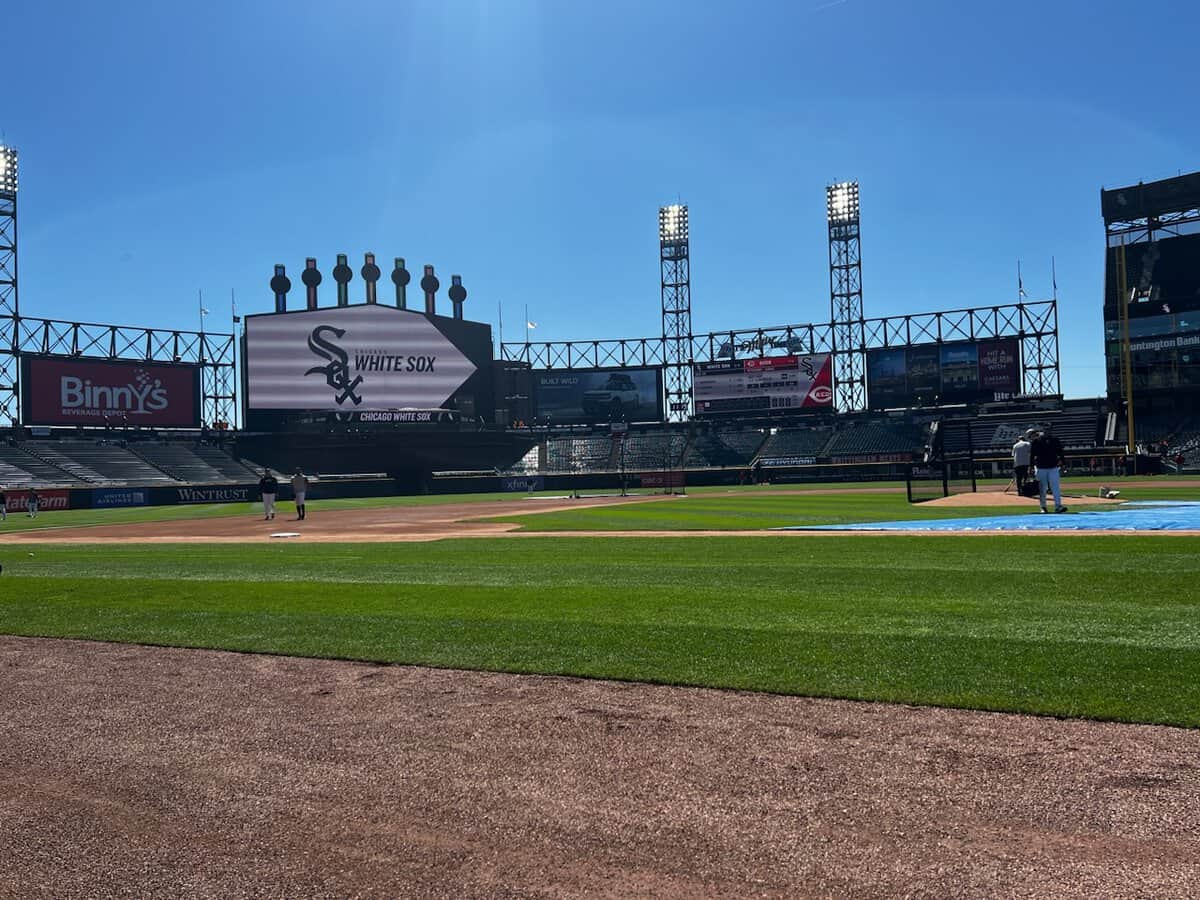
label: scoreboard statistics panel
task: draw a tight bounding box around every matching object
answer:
[693,353,833,416]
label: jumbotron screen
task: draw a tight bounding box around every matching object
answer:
[244,304,494,427]
[1104,232,1200,394]
[692,353,833,416]
[531,367,663,424]
[866,339,1021,409]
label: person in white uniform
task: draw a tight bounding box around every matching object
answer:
[291,469,310,520]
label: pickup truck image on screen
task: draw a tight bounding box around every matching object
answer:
[581,373,641,418]
[532,367,663,424]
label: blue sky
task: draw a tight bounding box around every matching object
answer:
[5,0,1198,398]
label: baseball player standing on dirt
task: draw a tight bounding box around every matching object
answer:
[258,470,278,521]
[1011,430,1033,495]
[291,468,309,521]
[1031,426,1068,514]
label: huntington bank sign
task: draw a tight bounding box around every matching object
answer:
[21,357,202,428]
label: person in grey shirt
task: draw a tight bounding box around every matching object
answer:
[291,469,310,521]
[1012,429,1033,495]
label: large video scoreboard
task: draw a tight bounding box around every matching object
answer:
[693,353,833,417]
[243,304,494,429]
[866,339,1021,409]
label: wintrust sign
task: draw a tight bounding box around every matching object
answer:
[22,357,201,427]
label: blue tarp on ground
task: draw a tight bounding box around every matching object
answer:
[784,501,1200,533]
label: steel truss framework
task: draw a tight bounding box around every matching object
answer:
[500,299,1061,406]
[0,315,236,427]
[0,184,17,424]
[1104,205,1200,246]
[659,207,692,422]
[829,201,865,411]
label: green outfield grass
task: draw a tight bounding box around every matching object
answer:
[490,491,1032,531]
[2,536,1199,727]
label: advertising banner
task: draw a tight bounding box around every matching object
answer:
[907,345,941,405]
[868,338,1022,408]
[1104,310,1200,393]
[92,488,149,509]
[21,357,201,427]
[532,367,663,424]
[977,339,1020,395]
[693,353,832,416]
[245,305,483,412]
[501,475,545,492]
[5,488,70,512]
[175,485,253,504]
[939,344,979,402]
[865,349,907,410]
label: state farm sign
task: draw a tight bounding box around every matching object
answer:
[21,357,201,427]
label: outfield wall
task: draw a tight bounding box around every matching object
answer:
[4,477,402,513]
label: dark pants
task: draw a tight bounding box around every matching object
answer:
[1014,465,1030,491]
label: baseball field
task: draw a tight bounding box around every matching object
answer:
[3,481,1199,897]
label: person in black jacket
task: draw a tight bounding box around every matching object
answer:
[1030,426,1067,514]
[258,470,279,521]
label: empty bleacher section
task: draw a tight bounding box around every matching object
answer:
[134,443,250,483]
[192,445,261,481]
[15,443,107,484]
[26,441,178,484]
[681,430,766,468]
[619,432,687,470]
[544,436,615,472]
[0,444,84,487]
[941,409,1102,455]
[756,428,832,461]
[499,445,540,476]
[0,439,257,488]
[822,421,924,457]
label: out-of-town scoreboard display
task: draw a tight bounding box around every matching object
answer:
[692,353,833,417]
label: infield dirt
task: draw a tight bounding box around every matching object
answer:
[3,636,1197,898]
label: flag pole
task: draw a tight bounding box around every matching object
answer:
[525,304,529,345]
[1051,257,1058,302]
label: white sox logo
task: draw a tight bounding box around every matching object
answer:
[305,326,364,406]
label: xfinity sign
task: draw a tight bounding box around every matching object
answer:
[246,305,478,411]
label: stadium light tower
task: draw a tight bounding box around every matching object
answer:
[827,180,866,411]
[659,203,692,422]
[0,144,19,425]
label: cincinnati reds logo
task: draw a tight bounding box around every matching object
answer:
[305,325,364,406]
